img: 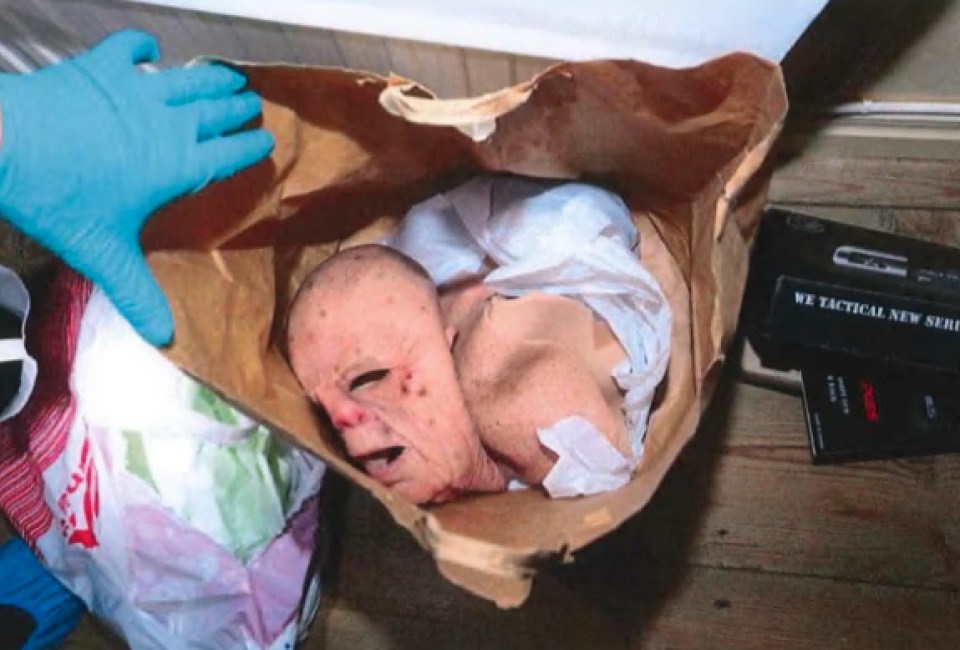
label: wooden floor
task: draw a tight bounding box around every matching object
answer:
[50,369,960,649]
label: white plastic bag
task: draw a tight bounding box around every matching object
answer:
[23,284,326,649]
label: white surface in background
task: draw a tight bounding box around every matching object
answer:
[128,0,829,66]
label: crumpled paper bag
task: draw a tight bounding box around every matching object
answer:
[142,54,787,607]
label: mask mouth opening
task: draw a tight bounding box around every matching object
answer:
[355,445,406,477]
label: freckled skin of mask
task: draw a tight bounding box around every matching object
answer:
[286,244,504,504]
[286,244,630,503]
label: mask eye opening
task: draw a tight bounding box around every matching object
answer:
[349,368,390,392]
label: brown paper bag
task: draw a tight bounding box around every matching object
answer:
[142,54,787,607]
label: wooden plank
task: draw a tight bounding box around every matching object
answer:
[105,3,201,64]
[689,454,960,589]
[511,55,556,85]
[311,605,631,650]
[331,31,393,76]
[312,570,960,650]
[312,483,960,650]
[6,1,85,64]
[633,382,960,590]
[463,49,514,95]
[633,566,960,650]
[383,39,469,98]
[312,517,960,650]
[770,156,960,210]
[172,8,256,63]
[217,16,299,65]
[279,23,345,68]
[890,208,960,246]
[314,574,634,650]
[43,0,112,50]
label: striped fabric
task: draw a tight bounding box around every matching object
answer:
[0,268,92,550]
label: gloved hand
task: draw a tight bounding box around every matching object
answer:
[0,29,275,346]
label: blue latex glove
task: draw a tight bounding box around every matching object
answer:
[0,30,274,346]
[0,538,85,649]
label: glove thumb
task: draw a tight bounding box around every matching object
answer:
[92,241,174,347]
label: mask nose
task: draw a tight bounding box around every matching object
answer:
[321,391,387,457]
[327,394,369,431]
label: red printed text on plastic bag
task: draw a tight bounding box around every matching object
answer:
[56,435,100,549]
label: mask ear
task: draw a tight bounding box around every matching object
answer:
[444,324,459,349]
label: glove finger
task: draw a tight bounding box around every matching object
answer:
[91,241,175,347]
[152,64,247,106]
[191,92,263,141]
[87,29,160,67]
[190,128,275,189]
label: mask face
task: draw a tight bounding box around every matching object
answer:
[287,245,503,504]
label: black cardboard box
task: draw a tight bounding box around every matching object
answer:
[800,354,960,463]
[744,208,960,463]
[746,208,960,373]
